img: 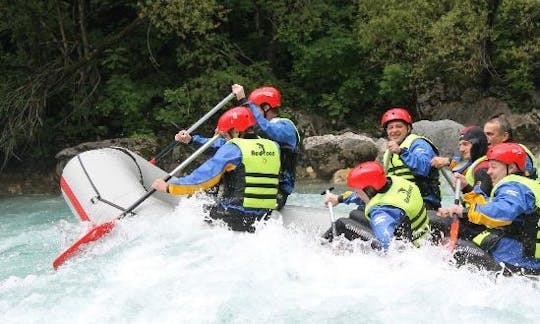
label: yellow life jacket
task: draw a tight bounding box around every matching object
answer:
[365,175,430,246]
[464,156,487,186]
[383,133,441,202]
[228,138,280,209]
[519,143,538,179]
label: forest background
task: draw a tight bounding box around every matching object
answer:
[1,0,539,173]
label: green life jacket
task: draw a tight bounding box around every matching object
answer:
[472,174,540,259]
[226,138,280,209]
[465,156,487,187]
[519,143,538,180]
[365,175,430,247]
[383,133,441,203]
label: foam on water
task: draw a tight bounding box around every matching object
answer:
[1,194,539,323]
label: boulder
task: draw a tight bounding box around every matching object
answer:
[412,119,464,157]
[418,87,512,126]
[302,132,378,180]
[508,109,540,143]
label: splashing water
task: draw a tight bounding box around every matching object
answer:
[0,191,539,324]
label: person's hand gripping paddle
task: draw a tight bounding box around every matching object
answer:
[321,187,337,239]
[148,92,234,165]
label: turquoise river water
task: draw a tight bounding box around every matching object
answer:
[1,181,539,323]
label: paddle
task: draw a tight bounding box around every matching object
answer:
[148,92,235,164]
[440,167,456,192]
[321,187,337,239]
[53,134,222,270]
[447,178,461,253]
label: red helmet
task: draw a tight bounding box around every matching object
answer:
[347,161,387,191]
[381,108,413,128]
[486,142,526,171]
[248,87,281,109]
[217,107,256,132]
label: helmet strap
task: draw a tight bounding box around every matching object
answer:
[378,177,392,194]
[364,186,380,199]
[263,107,271,118]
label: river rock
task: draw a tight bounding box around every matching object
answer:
[508,109,540,143]
[412,119,464,157]
[302,132,378,180]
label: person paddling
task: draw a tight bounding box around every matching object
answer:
[381,107,442,210]
[323,161,431,251]
[231,84,300,210]
[437,143,540,275]
[152,107,281,233]
[430,126,492,242]
[175,84,300,210]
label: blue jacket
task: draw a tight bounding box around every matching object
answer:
[340,192,404,250]
[247,102,298,195]
[471,181,540,269]
[191,135,227,149]
[167,142,267,216]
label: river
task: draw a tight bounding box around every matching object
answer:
[0,181,538,323]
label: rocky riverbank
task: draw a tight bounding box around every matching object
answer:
[1,117,538,196]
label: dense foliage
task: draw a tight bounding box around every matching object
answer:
[0,0,538,168]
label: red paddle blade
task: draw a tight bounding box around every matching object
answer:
[447,218,459,253]
[53,220,116,270]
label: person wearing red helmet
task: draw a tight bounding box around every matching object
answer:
[381,107,442,210]
[232,84,300,210]
[323,161,430,251]
[437,142,540,274]
[152,107,281,232]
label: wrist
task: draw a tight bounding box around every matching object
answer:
[238,97,248,106]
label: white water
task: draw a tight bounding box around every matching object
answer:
[1,189,539,323]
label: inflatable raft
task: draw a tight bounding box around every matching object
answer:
[58,147,538,278]
[327,208,540,277]
[60,147,347,235]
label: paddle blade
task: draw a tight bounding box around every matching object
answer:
[53,220,116,270]
[448,218,459,253]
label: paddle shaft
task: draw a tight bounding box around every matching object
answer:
[453,178,461,206]
[440,167,456,192]
[448,178,461,253]
[118,134,222,221]
[149,92,235,164]
[327,201,337,238]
